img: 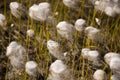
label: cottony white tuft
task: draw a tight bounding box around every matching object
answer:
[93,69,106,80]
[29,2,51,21]
[50,60,67,74]
[110,57,120,74]
[105,6,116,17]
[87,50,100,61]
[113,5,120,14]
[6,41,18,57]
[0,14,6,27]
[25,61,39,77]
[81,48,90,59]
[63,0,80,9]
[48,60,74,80]
[56,21,75,41]
[94,1,107,12]
[6,41,26,70]
[94,0,120,17]
[104,52,120,65]
[47,40,63,59]
[10,2,26,18]
[75,19,86,32]
[95,18,101,25]
[111,74,120,80]
[85,26,102,43]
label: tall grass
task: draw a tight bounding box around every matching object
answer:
[0,0,120,80]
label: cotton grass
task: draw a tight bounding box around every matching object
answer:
[6,41,26,70]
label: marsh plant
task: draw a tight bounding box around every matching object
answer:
[104,52,120,65]
[27,29,35,38]
[0,0,120,80]
[47,60,74,80]
[47,40,63,59]
[93,69,107,80]
[29,2,51,21]
[63,0,80,9]
[10,2,27,18]
[0,13,6,27]
[94,0,120,16]
[56,21,75,42]
[6,41,27,72]
[25,61,44,79]
[75,18,86,32]
[111,74,120,80]
[85,26,103,43]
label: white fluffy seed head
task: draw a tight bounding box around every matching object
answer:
[63,52,68,57]
[47,40,59,50]
[113,5,120,14]
[38,2,51,18]
[0,14,6,27]
[48,67,73,80]
[25,61,38,77]
[48,60,74,80]
[9,41,18,47]
[81,48,90,59]
[95,1,107,11]
[95,1,100,6]
[50,60,67,74]
[87,50,100,61]
[38,2,50,9]
[29,4,40,21]
[55,11,59,16]
[10,2,19,10]
[94,0,119,17]
[9,56,25,69]
[85,26,102,42]
[104,52,120,65]
[93,69,106,80]
[6,41,26,70]
[95,18,101,25]
[47,40,63,59]
[85,26,100,35]
[111,74,120,80]
[6,41,18,56]
[29,2,51,21]
[105,6,116,17]
[63,0,80,9]
[10,23,14,27]
[7,42,26,58]
[27,29,34,37]
[75,19,86,32]
[56,21,75,41]
[9,2,24,18]
[110,57,120,74]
